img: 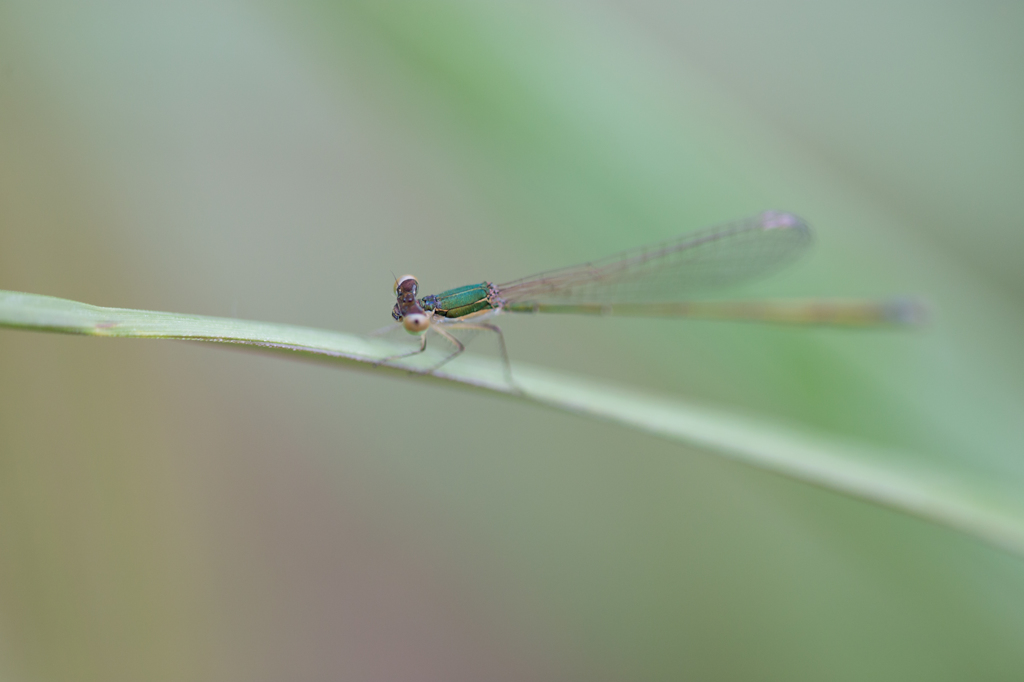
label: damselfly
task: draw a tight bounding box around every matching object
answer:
[378,211,920,381]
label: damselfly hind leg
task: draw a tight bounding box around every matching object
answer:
[426,321,518,392]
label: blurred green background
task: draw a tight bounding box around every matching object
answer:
[2,1,1023,680]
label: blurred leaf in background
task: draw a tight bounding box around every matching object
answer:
[0,1,1023,680]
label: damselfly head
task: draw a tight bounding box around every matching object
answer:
[392,275,428,332]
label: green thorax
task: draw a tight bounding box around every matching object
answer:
[420,282,495,319]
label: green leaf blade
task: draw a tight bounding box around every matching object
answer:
[3,289,1023,556]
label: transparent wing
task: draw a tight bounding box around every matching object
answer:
[496,211,812,305]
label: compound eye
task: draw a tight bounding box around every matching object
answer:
[402,313,429,334]
[394,274,418,295]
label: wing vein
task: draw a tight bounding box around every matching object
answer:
[497,211,812,305]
